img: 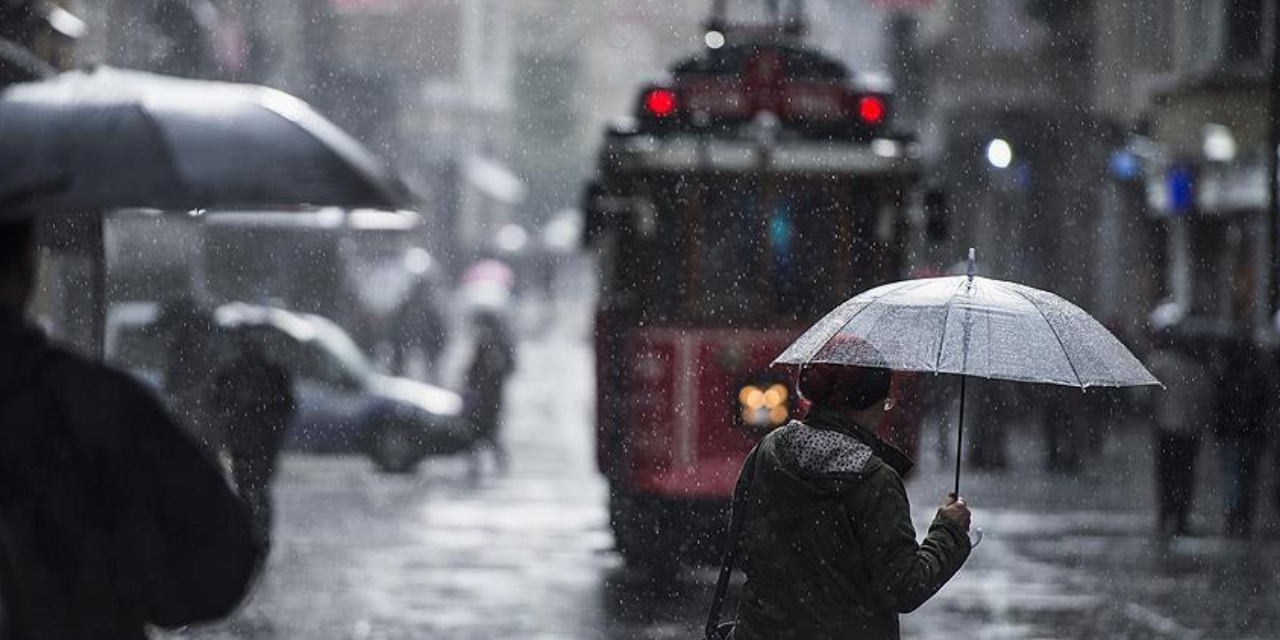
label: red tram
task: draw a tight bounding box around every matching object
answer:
[583,15,925,567]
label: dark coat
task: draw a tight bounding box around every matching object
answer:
[465,313,515,435]
[1214,339,1271,441]
[211,347,297,445]
[734,407,971,640]
[0,309,262,640]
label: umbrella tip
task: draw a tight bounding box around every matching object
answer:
[966,248,976,281]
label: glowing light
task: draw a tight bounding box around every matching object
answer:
[769,406,789,425]
[645,89,677,118]
[986,139,1013,169]
[705,30,726,49]
[1203,123,1237,162]
[764,384,787,407]
[871,138,900,158]
[858,96,886,124]
[495,223,528,253]
[404,247,433,275]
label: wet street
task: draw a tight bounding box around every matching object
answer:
[171,295,1280,640]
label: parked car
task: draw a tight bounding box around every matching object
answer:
[107,301,472,473]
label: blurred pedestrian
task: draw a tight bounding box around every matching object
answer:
[968,378,1008,470]
[733,362,972,640]
[0,218,261,638]
[157,295,218,445]
[1146,331,1212,537]
[1041,385,1083,473]
[210,331,296,546]
[465,309,516,476]
[1213,336,1270,537]
[392,277,448,380]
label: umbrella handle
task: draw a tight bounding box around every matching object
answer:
[953,374,967,496]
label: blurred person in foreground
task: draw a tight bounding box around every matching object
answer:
[1213,335,1270,537]
[0,219,261,638]
[464,309,516,476]
[210,331,296,546]
[734,362,972,640]
[1146,329,1211,538]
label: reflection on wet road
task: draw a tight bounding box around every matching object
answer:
[168,320,1280,640]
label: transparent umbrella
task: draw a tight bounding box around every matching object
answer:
[774,250,1161,493]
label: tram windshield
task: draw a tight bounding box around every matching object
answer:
[601,174,895,327]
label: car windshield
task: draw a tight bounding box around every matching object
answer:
[303,315,377,382]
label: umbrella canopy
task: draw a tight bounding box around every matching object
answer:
[774,275,1159,388]
[0,65,413,218]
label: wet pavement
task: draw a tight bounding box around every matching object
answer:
[168,294,1280,640]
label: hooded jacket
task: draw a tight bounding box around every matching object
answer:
[734,407,970,640]
[0,308,261,639]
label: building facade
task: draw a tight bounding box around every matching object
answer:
[1077,0,1272,342]
[898,0,1274,344]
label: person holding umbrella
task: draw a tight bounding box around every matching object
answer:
[0,218,262,638]
[704,251,1159,639]
[731,358,972,640]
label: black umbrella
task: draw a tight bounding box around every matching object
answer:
[0,65,413,218]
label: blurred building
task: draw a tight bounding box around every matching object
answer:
[903,1,1121,318]
[893,0,1279,351]
[507,0,703,237]
[73,0,524,270]
[889,0,1244,347]
[1100,0,1272,338]
[319,0,520,263]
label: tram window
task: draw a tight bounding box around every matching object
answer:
[608,201,683,324]
[602,178,861,327]
[698,186,762,322]
[771,189,836,319]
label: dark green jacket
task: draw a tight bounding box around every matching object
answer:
[734,407,970,640]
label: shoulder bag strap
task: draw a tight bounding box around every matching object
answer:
[704,444,761,640]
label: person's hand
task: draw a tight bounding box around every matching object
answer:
[938,494,971,532]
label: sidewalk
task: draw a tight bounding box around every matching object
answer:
[903,420,1280,640]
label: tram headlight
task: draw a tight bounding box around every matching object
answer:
[763,384,787,408]
[738,383,790,429]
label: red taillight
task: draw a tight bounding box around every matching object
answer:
[858,96,886,125]
[644,89,678,118]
